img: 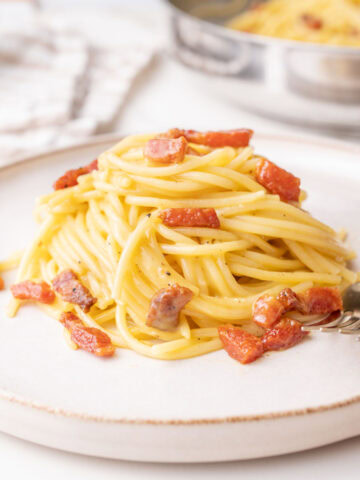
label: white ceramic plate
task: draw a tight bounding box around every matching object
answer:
[0,133,360,463]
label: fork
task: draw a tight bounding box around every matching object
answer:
[301,283,360,338]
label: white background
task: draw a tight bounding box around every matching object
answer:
[1,0,360,478]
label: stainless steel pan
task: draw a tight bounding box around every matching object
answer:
[164,0,360,135]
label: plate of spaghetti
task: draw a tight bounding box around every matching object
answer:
[0,130,359,462]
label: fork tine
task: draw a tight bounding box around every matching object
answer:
[300,315,328,326]
[322,315,354,331]
[318,315,354,332]
[301,312,352,332]
[339,317,360,334]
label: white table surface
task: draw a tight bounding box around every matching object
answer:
[2,0,360,477]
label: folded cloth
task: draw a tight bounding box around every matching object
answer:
[0,3,157,166]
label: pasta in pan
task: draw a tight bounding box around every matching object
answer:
[1,129,357,364]
[228,0,360,47]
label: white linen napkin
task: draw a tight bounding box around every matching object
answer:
[0,2,157,166]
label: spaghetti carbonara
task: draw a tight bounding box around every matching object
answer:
[1,129,357,363]
[228,0,360,47]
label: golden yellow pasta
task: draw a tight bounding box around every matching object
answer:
[228,0,360,47]
[2,130,357,361]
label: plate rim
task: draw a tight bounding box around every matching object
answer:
[1,387,360,425]
[2,131,360,426]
